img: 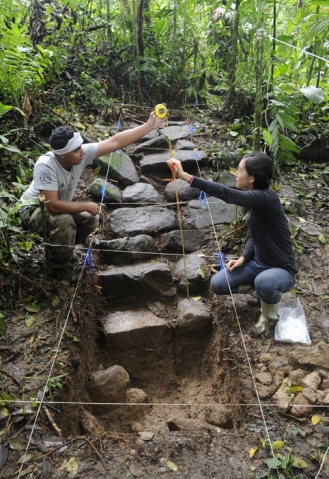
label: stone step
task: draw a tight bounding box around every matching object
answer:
[100,309,171,350]
[97,261,176,301]
[109,205,178,236]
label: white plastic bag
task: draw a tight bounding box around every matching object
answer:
[275,297,311,344]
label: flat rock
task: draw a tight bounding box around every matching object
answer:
[98,261,176,301]
[101,309,171,350]
[122,183,164,204]
[176,139,194,150]
[109,206,178,236]
[176,251,208,294]
[89,178,122,205]
[131,134,169,154]
[288,341,329,369]
[255,372,273,386]
[138,432,154,441]
[96,235,156,265]
[176,298,211,332]
[160,230,205,253]
[164,179,199,202]
[140,149,207,174]
[95,150,139,186]
[183,197,237,228]
[159,124,191,142]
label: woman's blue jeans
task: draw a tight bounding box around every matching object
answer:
[210,260,296,304]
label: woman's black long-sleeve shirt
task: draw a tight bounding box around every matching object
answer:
[190,176,297,275]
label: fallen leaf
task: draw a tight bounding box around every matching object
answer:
[0,407,10,418]
[24,303,40,313]
[289,386,303,393]
[272,440,284,450]
[311,415,321,425]
[17,453,32,463]
[249,446,258,458]
[25,315,35,328]
[166,460,178,471]
[0,392,14,406]
[9,440,26,451]
[67,456,79,477]
[292,455,308,469]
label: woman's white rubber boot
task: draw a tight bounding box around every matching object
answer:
[252,300,281,335]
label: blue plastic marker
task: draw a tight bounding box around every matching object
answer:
[83,248,93,273]
[198,191,207,208]
[217,252,225,270]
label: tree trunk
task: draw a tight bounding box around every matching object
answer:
[137,0,146,57]
[225,0,240,120]
[253,0,265,151]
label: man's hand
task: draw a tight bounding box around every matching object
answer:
[146,111,163,130]
[226,256,245,271]
[41,190,99,215]
[84,202,99,216]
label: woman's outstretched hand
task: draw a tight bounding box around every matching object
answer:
[167,158,192,183]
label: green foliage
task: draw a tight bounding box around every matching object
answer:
[0,391,14,406]
[0,0,328,114]
[27,373,69,401]
[0,21,50,106]
[44,373,69,401]
[266,453,295,477]
[65,331,80,342]
[0,103,24,117]
[0,184,38,265]
[263,87,301,172]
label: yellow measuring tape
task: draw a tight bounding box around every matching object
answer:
[154,103,168,119]
[156,102,189,298]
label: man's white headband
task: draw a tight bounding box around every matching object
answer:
[52,132,83,155]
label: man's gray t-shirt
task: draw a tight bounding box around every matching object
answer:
[21,143,98,201]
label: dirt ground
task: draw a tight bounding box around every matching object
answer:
[2,255,329,479]
[1,137,329,478]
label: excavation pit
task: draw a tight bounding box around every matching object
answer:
[60,289,251,440]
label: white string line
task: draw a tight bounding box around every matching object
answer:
[17,112,296,472]
[315,445,329,479]
[185,113,277,460]
[263,32,328,133]
[7,399,329,408]
[254,29,329,478]
[17,115,126,477]
[269,34,329,64]
[251,28,329,477]
[17,289,79,478]
[41,244,237,261]
[52,36,327,474]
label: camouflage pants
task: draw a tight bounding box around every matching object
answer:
[19,206,99,269]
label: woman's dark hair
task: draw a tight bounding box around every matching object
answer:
[243,151,273,189]
[49,126,76,150]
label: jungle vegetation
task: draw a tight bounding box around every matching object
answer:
[0,0,328,266]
